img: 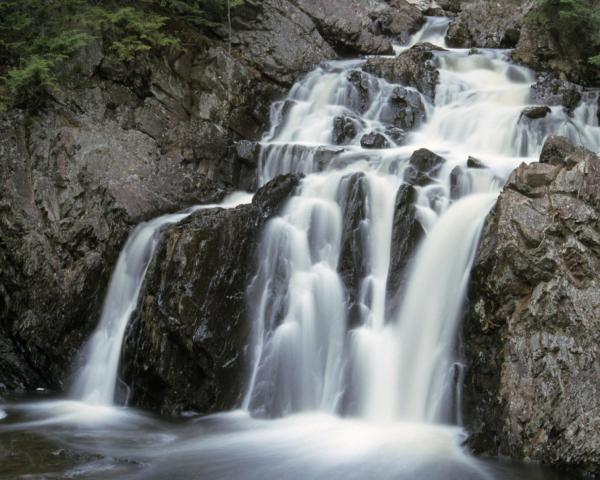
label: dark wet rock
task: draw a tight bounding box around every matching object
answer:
[369,0,425,44]
[381,86,426,130]
[530,74,583,112]
[384,126,408,145]
[464,139,600,477]
[337,173,369,328]
[521,105,552,120]
[360,132,390,149]
[445,0,525,48]
[467,156,485,169]
[291,0,394,55]
[386,184,425,315]
[122,174,301,415]
[404,148,446,186]
[347,69,376,114]
[364,43,443,100]
[333,115,360,145]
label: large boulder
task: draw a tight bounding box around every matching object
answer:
[445,0,526,48]
[291,0,394,55]
[369,0,425,44]
[463,138,600,477]
[364,43,443,100]
[121,174,301,415]
[529,74,583,113]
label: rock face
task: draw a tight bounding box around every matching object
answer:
[0,107,228,394]
[369,0,425,44]
[364,43,443,100]
[463,137,600,476]
[121,174,301,415]
[445,1,525,48]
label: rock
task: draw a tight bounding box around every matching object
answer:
[445,0,525,48]
[450,166,468,200]
[404,148,446,186]
[384,126,408,145]
[386,184,425,315]
[530,74,583,112]
[122,174,301,415]
[0,107,228,393]
[369,0,425,44]
[364,43,443,100]
[231,0,337,86]
[347,69,376,114]
[291,0,394,55]
[332,115,360,145]
[360,132,390,149]
[467,156,485,169]
[539,135,594,169]
[337,173,369,327]
[463,138,600,477]
[521,106,552,120]
[380,86,426,130]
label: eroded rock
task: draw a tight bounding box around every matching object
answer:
[464,138,600,477]
[121,174,301,415]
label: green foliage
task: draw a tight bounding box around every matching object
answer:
[534,0,600,67]
[0,0,242,109]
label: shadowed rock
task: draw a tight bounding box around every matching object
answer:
[121,174,301,415]
[404,148,446,186]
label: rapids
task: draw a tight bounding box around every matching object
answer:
[1,16,599,480]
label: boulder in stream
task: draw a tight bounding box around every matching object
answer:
[122,174,301,415]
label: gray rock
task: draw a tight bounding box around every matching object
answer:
[360,131,390,149]
[292,0,394,55]
[332,115,360,145]
[530,74,583,112]
[445,0,525,48]
[364,42,443,100]
[369,0,425,44]
[121,174,301,415]
[539,135,595,169]
[463,138,600,477]
[404,148,446,186]
[383,86,426,130]
[467,156,485,169]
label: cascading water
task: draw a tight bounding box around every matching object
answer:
[71,192,252,406]
[244,16,600,426]
[3,16,600,480]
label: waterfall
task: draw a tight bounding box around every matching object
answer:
[71,193,252,405]
[244,17,600,424]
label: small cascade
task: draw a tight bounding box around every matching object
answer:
[71,193,252,405]
[244,17,600,424]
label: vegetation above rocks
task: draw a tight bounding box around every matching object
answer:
[0,0,242,110]
[530,0,600,75]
